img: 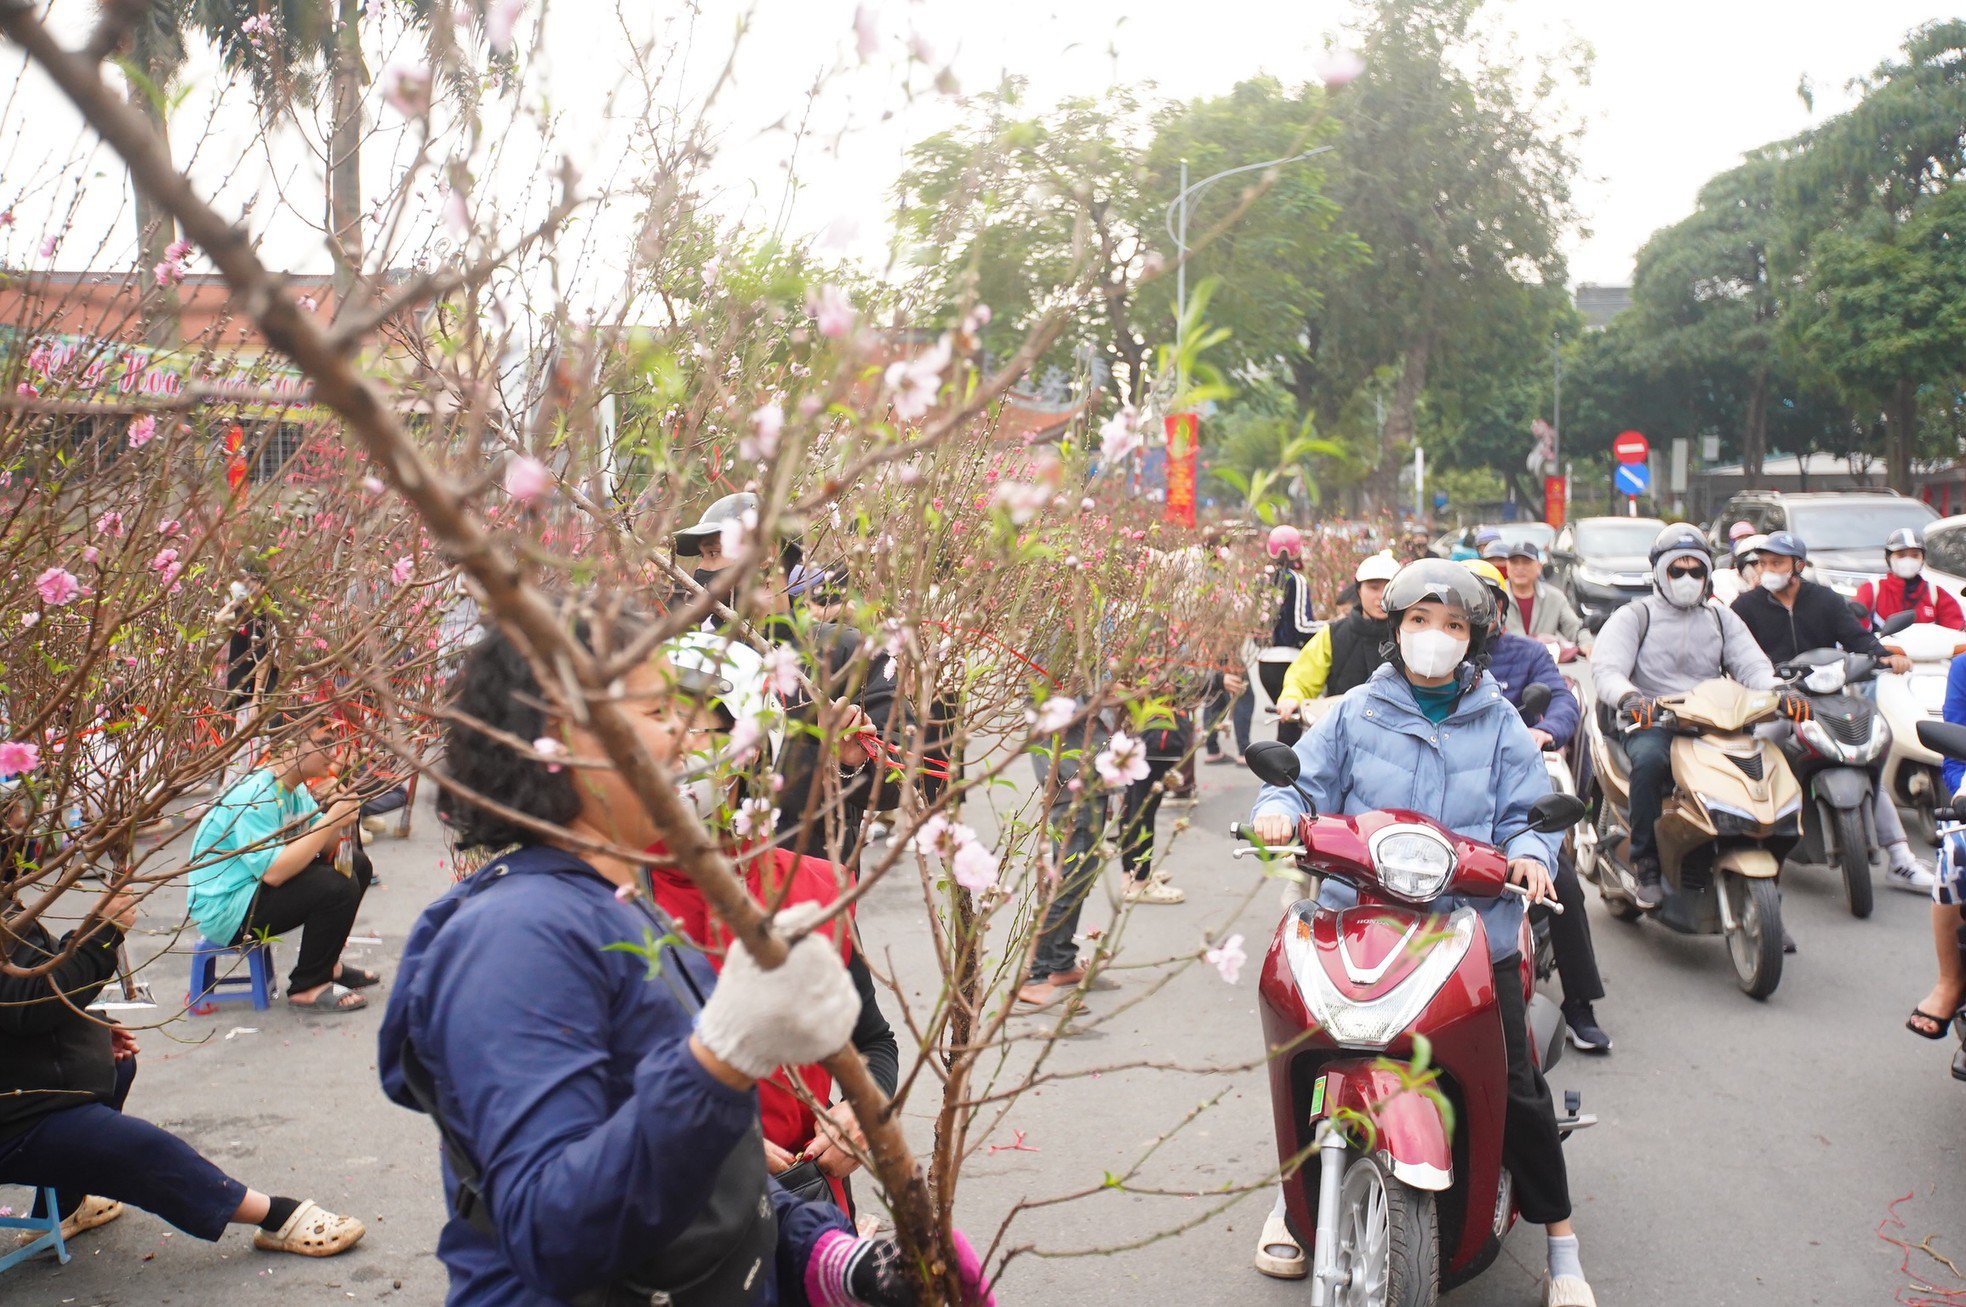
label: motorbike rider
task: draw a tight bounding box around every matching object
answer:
[1855,527,1965,629]
[1249,559,1596,1307]
[1907,648,1966,1075]
[1502,541,1591,648]
[1274,552,1398,716]
[1464,562,1610,1052]
[1256,526,1318,746]
[1591,524,1790,912]
[1730,531,1936,895]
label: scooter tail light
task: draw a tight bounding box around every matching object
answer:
[1284,905,1477,1050]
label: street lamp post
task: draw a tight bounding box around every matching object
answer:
[1164,145,1335,359]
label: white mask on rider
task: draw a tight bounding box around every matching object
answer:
[1759,568,1790,594]
[1891,556,1923,581]
[1665,574,1706,607]
[1399,628,1468,679]
[678,754,733,824]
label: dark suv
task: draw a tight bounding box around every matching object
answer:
[1707,491,1938,596]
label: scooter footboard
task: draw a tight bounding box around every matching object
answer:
[1319,1061,1453,1191]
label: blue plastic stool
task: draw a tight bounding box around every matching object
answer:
[0,1189,70,1271]
[188,938,275,1014]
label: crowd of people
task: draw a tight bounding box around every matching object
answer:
[5,500,1966,1307]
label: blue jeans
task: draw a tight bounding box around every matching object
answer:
[0,1058,246,1240]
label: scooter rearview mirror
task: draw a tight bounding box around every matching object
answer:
[1878,609,1917,638]
[1528,792,1587,833]
[1916,719,1966,763]
[1245,740,1302,789]
[1518,682,1553,723]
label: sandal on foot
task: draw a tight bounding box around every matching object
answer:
[1047,965,1119,992]
[289,983,367,1014]
[1253,1211,1306,1279]
[1908,1007,1954,1040]
[1125,879,1185,905]
[1547,1274,1598,1307]
[334,964,382,990]
[1015,981,1063,1010]
[19,1195,122,1248]
[252,1200,365,1257]
[61,1195,124,1240]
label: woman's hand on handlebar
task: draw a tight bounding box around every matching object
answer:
[1275,696,1302,722]
[1251,813,1296,845]
[1507,858,1557,907]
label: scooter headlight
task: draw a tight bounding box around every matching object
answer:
[1367,825,1456,904]
[1801,663,1847,694]
[1283,905,1478,1050]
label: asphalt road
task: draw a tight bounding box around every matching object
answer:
[7,747,1964,1306]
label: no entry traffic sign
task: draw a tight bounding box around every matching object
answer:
[1613,431,1649,464]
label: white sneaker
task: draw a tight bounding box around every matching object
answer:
[1125,878,1185,905]
[1888,860,1938,894]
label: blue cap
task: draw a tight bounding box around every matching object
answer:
[1760,531,1807,560]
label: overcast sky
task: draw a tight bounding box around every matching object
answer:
[4,0,1955,292]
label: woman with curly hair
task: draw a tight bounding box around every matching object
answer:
[377,618,987,1306]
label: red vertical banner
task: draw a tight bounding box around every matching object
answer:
[1164,412,1198,528]
[224,423,248,496]
[1543,474,1565,529]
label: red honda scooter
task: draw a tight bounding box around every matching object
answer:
[1239,740,1591,1307]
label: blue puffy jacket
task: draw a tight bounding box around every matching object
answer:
[377,845,848,1306]
[1943,652,1966,799]
[1484,632,1579,750]
[1252,663,1560,962]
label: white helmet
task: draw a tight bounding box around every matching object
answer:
[663,631,781,742]
[1355,551,1401,584]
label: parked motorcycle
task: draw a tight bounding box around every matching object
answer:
[1239,740,1589,1307]
[1914,719,1966,1085]
[1575,678,1801,998]
[1877,620,1966,844]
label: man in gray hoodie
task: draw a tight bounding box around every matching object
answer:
[1590,524,1786,908]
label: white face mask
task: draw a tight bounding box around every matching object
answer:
[1399,628,1468,679]
[1891,556,1923,581]
[1665,575,1706,607]
[677,752,734,824]
[1759,568,1791,593]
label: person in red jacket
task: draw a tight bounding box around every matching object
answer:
[645,634,898,1215]
[1856,528,1965,629]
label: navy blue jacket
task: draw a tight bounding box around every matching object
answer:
[377,845,848,1306]
[1484,633,1579,751]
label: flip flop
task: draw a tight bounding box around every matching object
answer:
[289,983,367,1014]
[335,964,382,989]
[1907,1007,1954,1040]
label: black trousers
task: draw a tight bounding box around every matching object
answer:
[1257,661,1303,747]
[1494,956,1572,1225]
[1118,758,1175,882]
[231,859,368,993]
[0,1059,246,1240]
[1547,852,1604,1007]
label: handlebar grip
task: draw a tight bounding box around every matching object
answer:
[1230,822,1247,841]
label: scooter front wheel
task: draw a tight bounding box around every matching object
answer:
[1722,871,1784,999]
[1330,1153,1437,1307]
[1830,803,1875,919]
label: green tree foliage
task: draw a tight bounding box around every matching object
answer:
[892,84,1154,406]
[1790,184,1966,482]
[1314,0,1585,495]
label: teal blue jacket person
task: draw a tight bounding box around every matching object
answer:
[1252,662,1560,962]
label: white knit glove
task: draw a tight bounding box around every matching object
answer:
[695,903,861,1081]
